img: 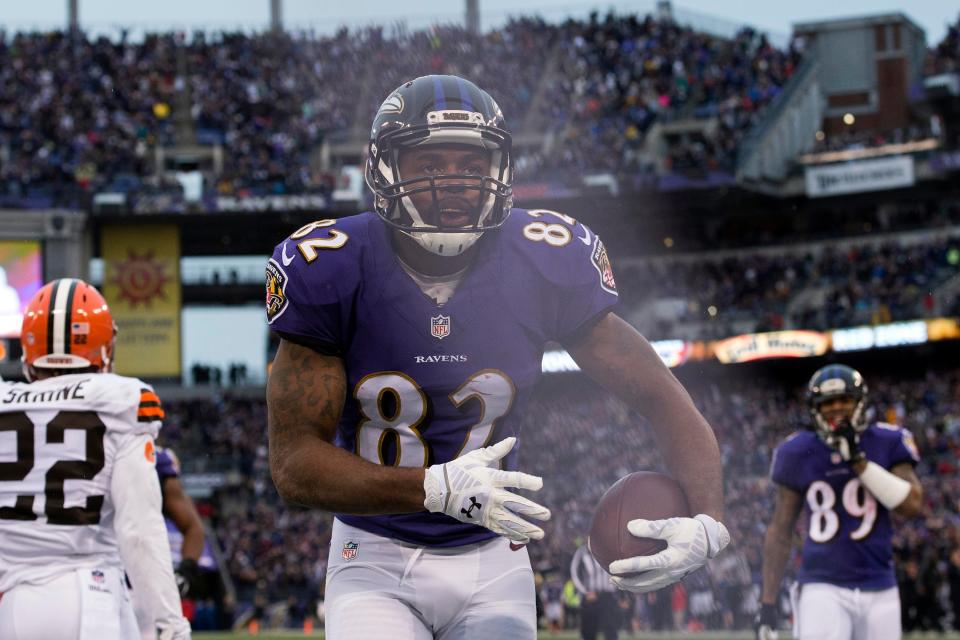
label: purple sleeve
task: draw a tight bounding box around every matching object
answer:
[770,439,804,492]
[265,238,350,350]
[155,447,180,481]
[887,426,921,467]
[554,233,620,341]
[510,214,618,342]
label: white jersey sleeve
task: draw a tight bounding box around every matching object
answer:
[112,432,191,637]
[0,372,166,592]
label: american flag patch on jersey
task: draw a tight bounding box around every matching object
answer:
[138,388,165,422]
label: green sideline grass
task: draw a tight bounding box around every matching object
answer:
[194,632,960,640]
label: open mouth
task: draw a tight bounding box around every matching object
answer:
[439,211,472,227]
[437,205,474,228]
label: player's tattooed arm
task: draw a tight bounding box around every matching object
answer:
[761,485,803,605]
[890,462,923,517]
[267,339,427,513]
[565,312,724,520]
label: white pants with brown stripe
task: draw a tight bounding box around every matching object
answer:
[324,518,536,640]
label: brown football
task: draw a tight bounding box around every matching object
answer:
[588,471,691,575]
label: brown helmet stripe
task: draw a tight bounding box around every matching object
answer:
[63,279,77,354]
[50,278,77,355]
[46,279,61,356]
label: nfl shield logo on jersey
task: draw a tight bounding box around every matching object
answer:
[342,541,359,561]
[431,315,451,340]
[91,569,105,584]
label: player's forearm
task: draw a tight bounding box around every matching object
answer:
[270,435,427,513]
[181,521,204,562]
[852,461,923,517]
[267,340,425,513]
[641,383,724,521]
[761,525,792,604]
[567,314,724,520]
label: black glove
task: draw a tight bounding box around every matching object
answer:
[755,602,779,640]
[828,420,865,464]
[175,558,199,598]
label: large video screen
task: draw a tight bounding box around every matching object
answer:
[0,241,43,338]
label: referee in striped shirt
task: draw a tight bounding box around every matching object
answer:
[571,544,621,640]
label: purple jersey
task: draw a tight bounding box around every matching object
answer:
[156,446,180,481]
[770,423,920,589]
[267,209,618,546]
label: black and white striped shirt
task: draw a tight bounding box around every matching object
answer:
[570,544,618,594]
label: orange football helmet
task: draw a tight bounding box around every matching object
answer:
[21,278,116,379]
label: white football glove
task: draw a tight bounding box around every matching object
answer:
[609,514,730,593]
[423,437,551,543]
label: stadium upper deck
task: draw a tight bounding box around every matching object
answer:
[0,11,806,208]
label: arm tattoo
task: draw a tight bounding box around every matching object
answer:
[268,340,346,474]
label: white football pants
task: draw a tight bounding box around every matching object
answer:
[797,582,901,640]
[325,518,536,640]
[0,566,139,640]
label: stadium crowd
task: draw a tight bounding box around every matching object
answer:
[0,11,805,204]
[538,14,802,181]
[618,233,959,340]
[158,360,960,632]
[0,31,178,206]
[3,10,959,205]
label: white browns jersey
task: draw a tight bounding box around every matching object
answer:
[0,373,162,592]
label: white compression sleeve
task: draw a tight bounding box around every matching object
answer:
[111,434,191,638]
[858,461,911,510]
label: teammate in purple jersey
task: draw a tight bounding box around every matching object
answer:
[265,74,729,639]
[155,447,204,597]
[757,364,923,640]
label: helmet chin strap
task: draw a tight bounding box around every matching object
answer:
[397,192,487,257]
[400,228,484,256]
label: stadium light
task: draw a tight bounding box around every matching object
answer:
[843,113,856,125]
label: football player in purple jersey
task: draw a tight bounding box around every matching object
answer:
[757,364,923,640]
[265,75,730,639]
[154,447,205,598]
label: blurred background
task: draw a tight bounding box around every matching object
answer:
[1,0,959,635]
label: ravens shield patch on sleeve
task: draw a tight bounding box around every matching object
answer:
[265,259,290,324]
[590,239,618,295]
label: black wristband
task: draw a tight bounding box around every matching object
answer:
[178,557,199,578]
[759,603,778,626]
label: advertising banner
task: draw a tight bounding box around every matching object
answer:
[101,225,181,377]
[805,156,914,198]
[712,330,830,363]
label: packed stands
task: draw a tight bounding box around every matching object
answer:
[4,10,960,205]
[539,15,802,181]
[0,32,178,207]
[618,231,960,340]
[0,11,804,205]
